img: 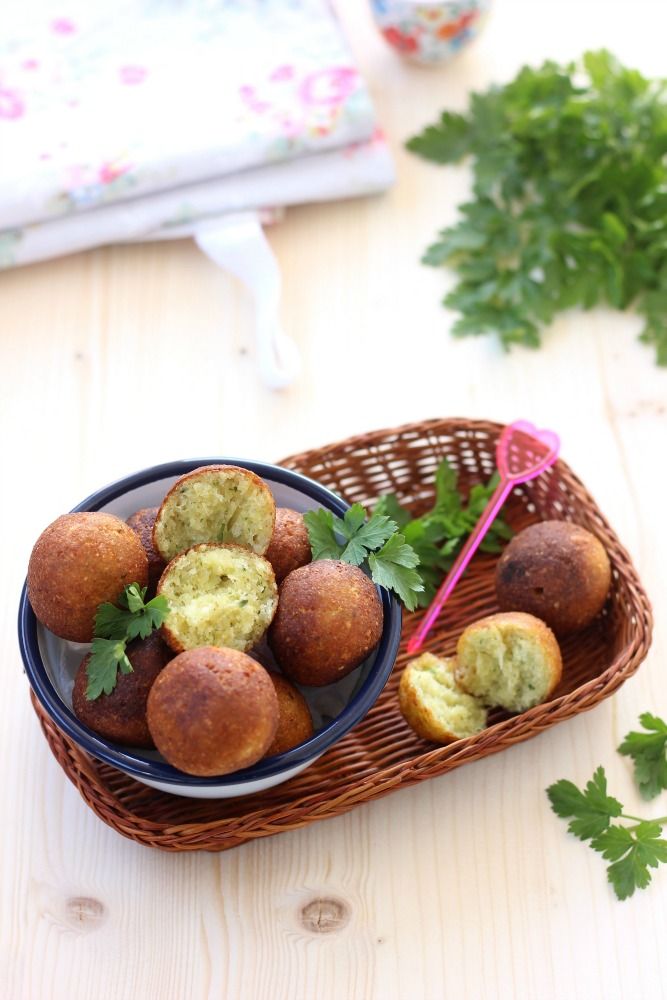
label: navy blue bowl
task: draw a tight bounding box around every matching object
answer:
[18,459,402,795]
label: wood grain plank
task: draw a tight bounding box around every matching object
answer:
[1,1,667,997]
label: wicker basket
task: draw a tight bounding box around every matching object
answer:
[30,418,653,851]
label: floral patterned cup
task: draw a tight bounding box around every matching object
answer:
[370,0,492,64]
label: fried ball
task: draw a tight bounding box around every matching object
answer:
[27,512,149,642]
[455,611,562,713]
[146,646,279,776]
[265,673,314,756]
[152,464,276,562]
[268,560,383,686]
[265,508,312,582]
[157,543,278,653]
[495,520,612,634]
[126,507,166,595]
[399,653,487,743]
[72,632,172,748]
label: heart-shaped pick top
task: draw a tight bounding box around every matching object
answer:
[497,420,560,484]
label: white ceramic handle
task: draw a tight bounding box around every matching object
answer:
[194,214,301,390]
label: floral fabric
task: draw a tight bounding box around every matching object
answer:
[0,0,392,267]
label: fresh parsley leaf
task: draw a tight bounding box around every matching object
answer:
[125,594,170,641]
[618,713,667,800]
[405,110,472,164]
[94,601,134,640]
[546,766,623,840]
[408,51,667,365]
[592,822,667,901]
[373,459,512,607]
[340,508,397,566]
[368,534,424,612]
[336,503,367,541]
[303,509,344,560]
[85,638,133,700]
[372,493,411,529]
[304,506,421,607]
[121,583,148,613]
[86,583,170,700]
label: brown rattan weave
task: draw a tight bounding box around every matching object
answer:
[30,418,653,851]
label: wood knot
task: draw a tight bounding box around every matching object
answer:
[300,896,350,934]
[65,896,107,931]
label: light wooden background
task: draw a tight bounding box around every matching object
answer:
[2,1,667,997]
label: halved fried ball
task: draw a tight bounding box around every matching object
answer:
[126,507,166,595]
[146,646,279,776]
[265,673,314,756]
[152,464,276,562]
[27,512,149,642]
[495,520,612,635]
[399,653,488,743]
[455,611,562,713]
[265,508,311,583]
[157,543,278,653]
[72,632,172,748]
[268,560,383,686]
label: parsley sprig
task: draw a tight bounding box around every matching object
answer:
[407,50,667,365]
[303,504,423,611]
[373,459,512,608]
[547,713,667,900]
[618,713,667,800]
[85,584,169,700]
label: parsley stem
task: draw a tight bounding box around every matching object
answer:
[621,814,667,829]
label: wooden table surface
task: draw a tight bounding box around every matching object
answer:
[2,1,667,997]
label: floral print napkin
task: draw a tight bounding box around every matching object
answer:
[0,0,393,266]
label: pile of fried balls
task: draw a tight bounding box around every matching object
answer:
[27,465,384,777]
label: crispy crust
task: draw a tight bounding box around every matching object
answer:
[495,520,612,635]
[398,654,487,743]
[265,508,312,583]
[157,542,278,653]
[455,611,562,706]
[146,647,279,776]
[72,633,172,748]
[126,507,166,596]
[268,560,383,687]
[265,673,314,756]
[27,512,149,642]
[152,464,276,560]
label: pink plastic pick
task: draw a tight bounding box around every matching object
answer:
[406,420,560,656]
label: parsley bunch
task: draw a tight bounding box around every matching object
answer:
[86,584,169,700]
[373,459,512,608]
[547,713,667,900]
[303,504,423,610]
[407,50,667,364]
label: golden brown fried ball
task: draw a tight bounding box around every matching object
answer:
[265,508,312,582]
[27,512,149,642]
[126,507,166,595]
[146,646,279,776]
[495,520,612,635]
[269,560,383,686]
[265,673,314,756]
[72,632,172,748]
